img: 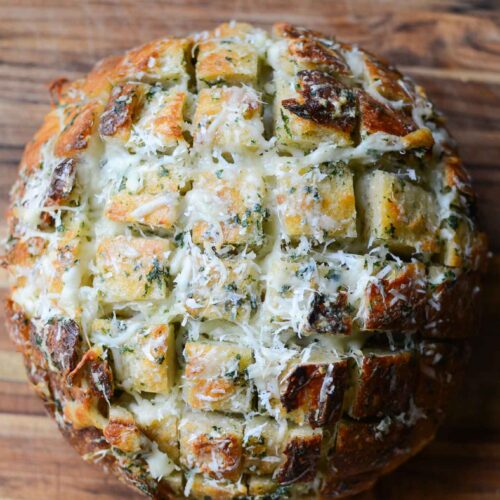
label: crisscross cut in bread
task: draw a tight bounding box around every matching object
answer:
[4,22,487,499]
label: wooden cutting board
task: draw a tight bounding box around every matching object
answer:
[0,1,499,498]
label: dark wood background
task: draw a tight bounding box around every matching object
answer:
[0,1,499,498]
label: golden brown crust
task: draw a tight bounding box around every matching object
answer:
[67,347,114,401]
[38,318,80,373]
[20,110,60,175]
[320,471,378,499]
[288,38,351,76]
[103,409,145,453]
[362,263,427,331]
[282,70,356,133]
[99,83,144,139]
[279,359,348,427]
[425,270,481,338]
[416,341,469,411]
[362,51,412,103]
[6,299,32,353]
[276,431,322,484]
[358,90,415,137]
[328,418,409,477]
[55,101,101,157]
[306,291,353,335]
[347,351,417,419]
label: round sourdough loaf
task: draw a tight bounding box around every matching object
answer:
[5,22,487,499]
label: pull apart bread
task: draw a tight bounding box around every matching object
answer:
[4,22,488,499]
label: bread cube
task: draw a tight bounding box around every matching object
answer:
[163,472,183,497]
[358,90,416,138]
[246,422,324,485]
[73,38,191,100]
[193,86,264,151]
[273,22,350,74]
[29,317,80,374]
[329,418,406,477]
[103,406,145,453]
[63,346,114,430]
[183,341,253,413]
[42,215,86,318]
[138,414,179,461]
[247,475,277,496]
[425,266,481,339]
[196,22,259,88]
[189,475,247,499]
[182,250,260,321]
[416,341,468,412]
[19,109,60,175]
[189,168,267,248]
[305,290,355,336]
[95,236,171,302]
[46,216,82,292]
[130,88,187,151]
[43,158,78,216]
[276,163,356,242]
[264,256,318,332]
[243,416,282,475]
[105,191,180,231]
[105,167,181,230]
[278,354,348,427]
[54,100,102,158]
[442,154,475,209]
[99,83,146,143]
[321,472,378,498]
[265,253,364,336]
[346,350,417,419]
[275,70,356,149]
[362,51,412,103]
[124,37,192,84]
[441,213,487,269]
[92,319,176,394]
[179,412,244,480]
[360,170,440,255]
[5,237,47,297]
[361,261,427,331]
[275,425,322,485]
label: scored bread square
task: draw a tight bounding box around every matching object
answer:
[195,22,261,89]
[188,167,267,248]
[346,349,417,419]
[359,170,440,256]
[102,406,145,453]
[104,165,181,230]
[95,236,172,302]
[243,416,283,475]
[130,86,188,152]
[275,162,357,243]
[180,248,261,321]
[5,20,488,500]
[278,353,349,427]
[136,413,180,461]
[193,86,265,151]
[123,37,193,85]
[179,411,245,481]
[183,341,253,413]
[91,319,176,394]
[273,71,357,149]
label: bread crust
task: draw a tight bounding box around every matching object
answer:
[4,21,487,499]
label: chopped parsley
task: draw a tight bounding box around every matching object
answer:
[280,109,292,138]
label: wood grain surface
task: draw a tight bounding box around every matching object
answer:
[0,1,499,498]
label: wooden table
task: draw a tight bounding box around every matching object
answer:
[0,1,499,498]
